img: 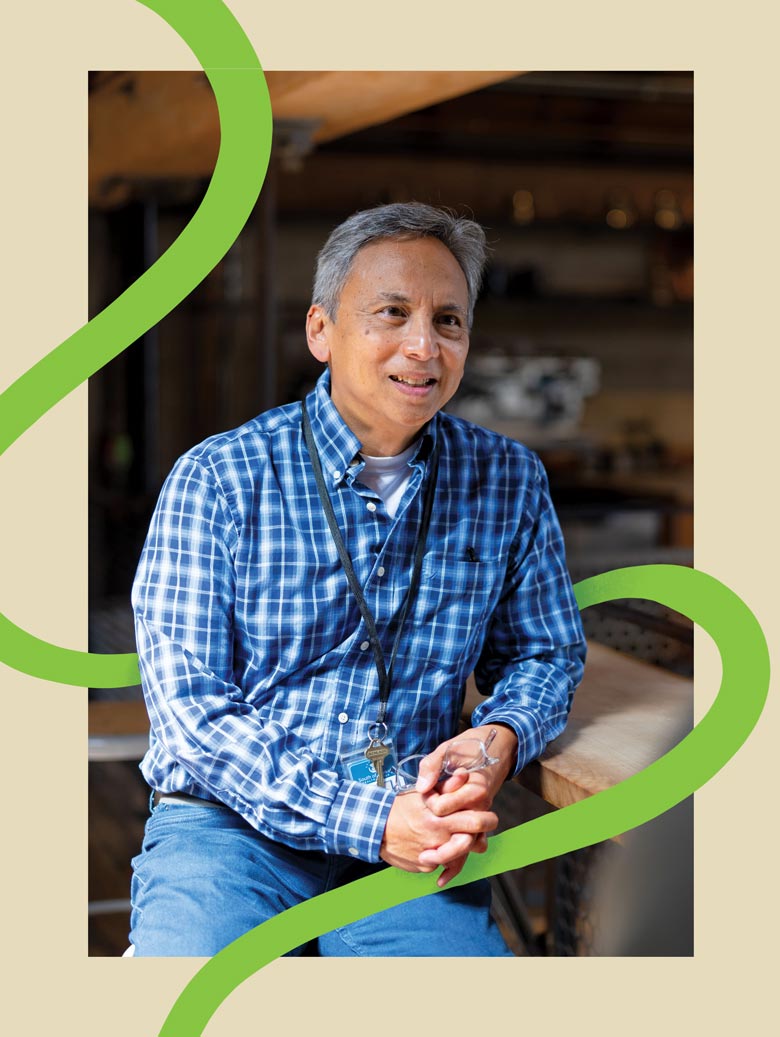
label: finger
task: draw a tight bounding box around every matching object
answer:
[415,745,448,794]
[425,773,490,817]
[439,808,499,836]
[473,832,488,853]
[423,825,489,875]
[438,769,470,794]
[423,771,472,817]
[437,853,468,888]
[418,831,475,868]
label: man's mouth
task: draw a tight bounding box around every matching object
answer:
[389,375,437,387]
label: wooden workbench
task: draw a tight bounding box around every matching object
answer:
[499,641,691,808]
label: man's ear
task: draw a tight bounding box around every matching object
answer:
[306,304,332,363]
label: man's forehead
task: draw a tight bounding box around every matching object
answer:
[347,236,467,291]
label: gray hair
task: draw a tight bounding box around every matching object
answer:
[312,202,489,327]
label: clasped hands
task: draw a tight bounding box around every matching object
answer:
[379,725,518,887]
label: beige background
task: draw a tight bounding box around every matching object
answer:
[1,0,776,1033]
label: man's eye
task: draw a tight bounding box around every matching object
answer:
[382,306,405,318]
[438,314,462,327]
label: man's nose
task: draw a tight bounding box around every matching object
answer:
[401,315,440,360]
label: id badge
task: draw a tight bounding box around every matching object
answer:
[340,739,397,788]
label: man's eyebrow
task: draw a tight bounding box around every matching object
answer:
[375,291,467,315]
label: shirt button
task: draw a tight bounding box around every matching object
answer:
[377,566,385,577]
[332,470,341,480]
[366,502,377,513]
[360,641,370,651]
[338,712,349,724]
[348,847,359,857]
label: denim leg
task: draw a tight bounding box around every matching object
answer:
[129,802,329,957]
[130,804,512,958]
[318,877,514,957]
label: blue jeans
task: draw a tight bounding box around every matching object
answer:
[129,800,513,957]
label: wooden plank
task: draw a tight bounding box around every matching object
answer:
[508,642,692,808]
[265,70,520,143]
[89,70,519,204]
[89,71,220,203]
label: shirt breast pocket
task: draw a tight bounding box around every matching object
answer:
[417,551,506,670]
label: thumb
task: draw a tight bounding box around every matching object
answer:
[415,744,447,793]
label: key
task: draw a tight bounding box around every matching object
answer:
[365,739,390,788]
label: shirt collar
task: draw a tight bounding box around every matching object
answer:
[304,368,438,485]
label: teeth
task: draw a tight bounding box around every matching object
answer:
[392,376,434,386]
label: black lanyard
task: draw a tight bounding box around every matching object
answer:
[301,399,439,728]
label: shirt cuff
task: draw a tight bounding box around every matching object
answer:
[470,704,568,778]
[324,781,396,862]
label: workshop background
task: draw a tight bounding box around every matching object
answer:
[87,70,693,956]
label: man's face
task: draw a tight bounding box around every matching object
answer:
[306,236,470,456]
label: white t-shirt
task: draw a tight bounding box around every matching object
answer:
[357,441,419,519]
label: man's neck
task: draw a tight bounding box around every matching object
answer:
[358,430,421,458]
[335,405,423,457]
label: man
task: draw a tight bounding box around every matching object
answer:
[129,202,586,957]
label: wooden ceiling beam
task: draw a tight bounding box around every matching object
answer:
[264,70,520,142]
[89,70,520,206]
[89,71,219,205]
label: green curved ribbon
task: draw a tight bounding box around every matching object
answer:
[0,0,272,686]
[158,563,769,1035]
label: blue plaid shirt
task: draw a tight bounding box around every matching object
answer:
[133,370,586,862]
